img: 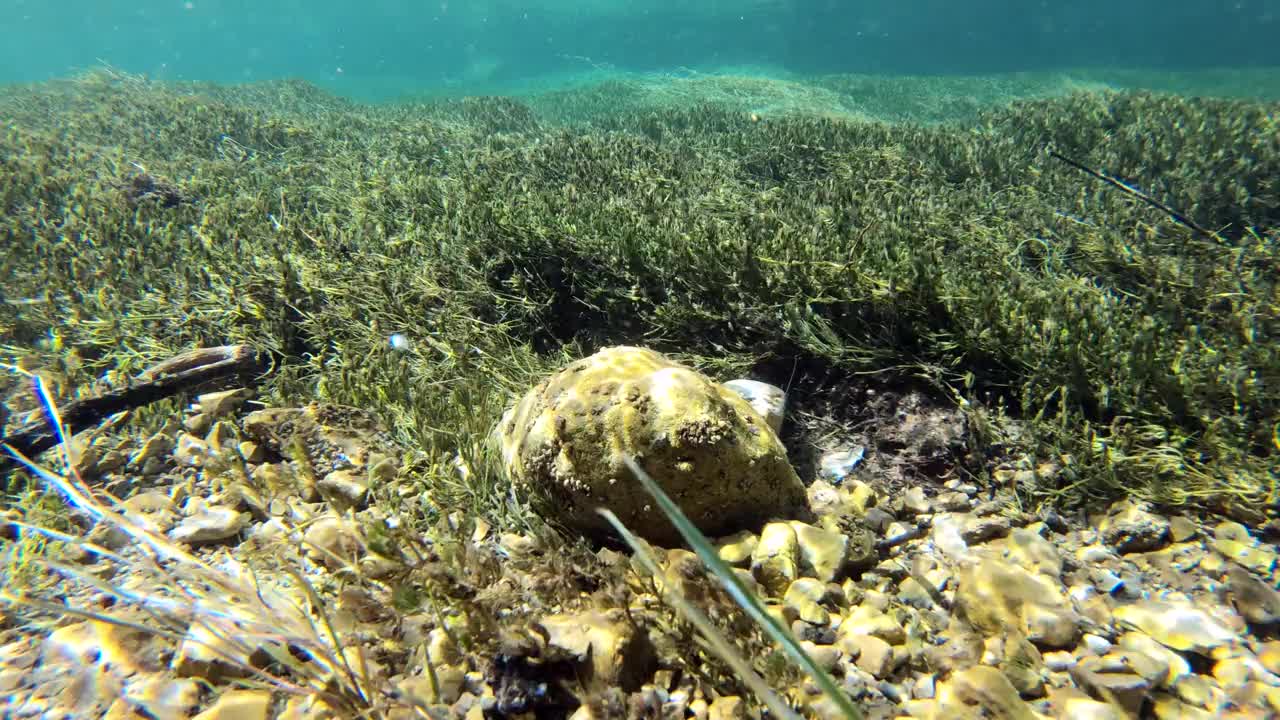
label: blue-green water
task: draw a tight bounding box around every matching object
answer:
[2,1,1278,100]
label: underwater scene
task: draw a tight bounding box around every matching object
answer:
[1,1,1278,719]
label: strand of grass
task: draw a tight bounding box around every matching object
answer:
[596,508,802,720]
[620,455,864,720]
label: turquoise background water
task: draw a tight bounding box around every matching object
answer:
[2,1,1278,99]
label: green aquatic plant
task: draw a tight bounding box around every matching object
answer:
[1,68,1275,537]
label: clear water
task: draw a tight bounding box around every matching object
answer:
[3,1,1278,99]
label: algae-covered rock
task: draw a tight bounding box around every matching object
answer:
[495,346,808,543]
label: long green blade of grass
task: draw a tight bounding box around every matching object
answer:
[617,455,863,720]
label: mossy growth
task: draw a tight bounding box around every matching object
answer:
[0,68,1276,532]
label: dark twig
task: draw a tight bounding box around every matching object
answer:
[2,345,269,472]
[1047,148,1222,242]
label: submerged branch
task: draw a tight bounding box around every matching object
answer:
[1,345,269,473]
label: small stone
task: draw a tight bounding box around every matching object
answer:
[1212,521,1277,576]
[956,558,1078,649]
[317,469,370,508]
[914,673,936,699]
[751,522,799,595]
[1211,654,1271,690]
[1258,641,1280,675]
[783,579,832,626]
[1043,650,1076,672]
[397,665,466,706]
[903,487,931,516]
[1113,601,1237,655]
[1225,563,1280,625]
[863,506,895,533]
[1172,674,1217,709]
[184,412,213,435]
[800,641,841,673]
[205,420,239,456]
[846,481,876,513]
[1090,568,1126,596]
[238,440,266,463]
[170,506,247,545]
[1050,689,1127,720]
[961,515,1012,544]
[173,432,209,467]
[131,432,173,468]
[1005,528,1063,579]
[844,634,895,679]
[1000,631,1045,698]
[1076,544,1116,564]
[1151,695,1214,720]
[1084,673,1150,717]
[192,689,272,720]
[806,480,844,517]
[934,491,972,512]
[898,576,937,609]
[949,665,1033,719]
[1168,516,1198,543]
[884,521,914,545]
[1098,500,1170,554]
[1082,634,1113,656]
[537,609,654,690]
[789,520,852,582]
[840,604,906,645]
[707,696,745,720]
[302,516,366,570]
[197,388,253,417]
[1116,632,1191,687]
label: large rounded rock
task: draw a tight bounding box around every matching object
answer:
[495,346,808,544]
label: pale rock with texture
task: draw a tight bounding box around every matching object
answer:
[1225,563,1280,625]
[783,578,831,626]
[192,689,272,720]
[397,665,466,706]
[197,388,253,417]
[844,634,895,679]
[1048,688,1126,720]
[1259,641,1280,675]
[537,609,654,690]
[789,520,852,582]
[1116,632,1191,687]
[1098,500,1171,553]
[903,487,931,516]
[317,468,370,508]
[494,346,808,543]
[945,665,1038,720]
[170,505,247,545]
[707,696,745,720]
[1113,601,1238,655]
[999,631,1045,697]
[1004,528,1062,579]
[715,530,758,566]
[839,604,907,645]
[302,515,367,570]
[751,521,801,595]
[956,558,1079,649]
[1212,521,1277,576]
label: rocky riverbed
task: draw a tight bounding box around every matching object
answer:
[1,375,1278,719]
